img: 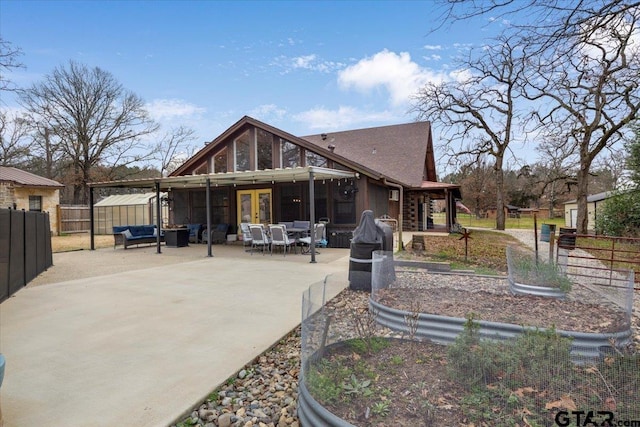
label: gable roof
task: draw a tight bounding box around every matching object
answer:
[170,116,436,188]
[0,166,64,188]
[302,121,436,187]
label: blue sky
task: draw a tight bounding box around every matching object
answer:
[1,0,509,170]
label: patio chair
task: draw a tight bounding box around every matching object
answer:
[239,222,253,251]
[187,224,202,243]
[249,224,270,255]
[269,224,293,256]
[299,223,326,254]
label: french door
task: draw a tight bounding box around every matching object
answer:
[237,189,272,226]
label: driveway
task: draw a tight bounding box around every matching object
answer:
[0,244,350,426]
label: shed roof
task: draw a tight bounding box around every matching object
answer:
[94,192,163,207]
[564,191,614,204]
[0,166,64,188]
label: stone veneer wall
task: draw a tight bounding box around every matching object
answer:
[0,182,16,209]
[11,186,60,235]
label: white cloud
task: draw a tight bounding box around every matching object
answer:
[423,44,442,50]
[337,49,448,107]
[273,54,345,74]
[145,99,206,121]
[293,106,399,131]
[249,104,287,122]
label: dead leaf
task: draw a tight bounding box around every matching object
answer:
[351,352,361,361]
[545,394,577,411]
[514,387,536,397]
[604,396,617,411]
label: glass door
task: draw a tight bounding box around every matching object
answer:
[237,189,272,226]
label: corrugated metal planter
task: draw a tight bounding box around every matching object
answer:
[298,381,355,427]
[508,276,567,299]
[370,298,632,363]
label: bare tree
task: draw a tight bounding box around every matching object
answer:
[0,37,24,94]
[412,35,528,229]
[434,1,640,233]
[524,9,640,233]
[19,61,159,204]
[153,126,198,176]
[0,110,30,166]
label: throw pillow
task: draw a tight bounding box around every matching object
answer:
[153,227,158,237]
[122,229,133,239]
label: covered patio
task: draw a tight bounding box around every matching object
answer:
[89,166,356,262]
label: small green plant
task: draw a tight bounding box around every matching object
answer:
[370,400,391,417]
[508,247,572,292]
[390,355,404,365]
[306,362,344,404]
[341,374,372,397]
[347,336,389,354]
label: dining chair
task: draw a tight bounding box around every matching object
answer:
[249,224,270,255]
[268,224,293,256]
[299,223,326,254]
[239,223,253,252]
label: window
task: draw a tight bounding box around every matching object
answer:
[29,195,42,212]
[305,150,328,167]
[279,184,302,221]
[281,139,300,168]
[214,148,228,173]
[257,129,273,170]
[234,131,251,171]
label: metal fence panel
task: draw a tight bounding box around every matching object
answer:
[9,210,25,298]
[0,209,10,302]
[24,211,38,284]
[0,209,53,303]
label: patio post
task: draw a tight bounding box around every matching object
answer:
[155,181,162,254]
[206,177,212,257]
[309,169,316,263]
[89,186,95,250]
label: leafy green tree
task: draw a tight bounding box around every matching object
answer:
[595,190,640,237]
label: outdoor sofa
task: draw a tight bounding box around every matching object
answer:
[113,225,163,249]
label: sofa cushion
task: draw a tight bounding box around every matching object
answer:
[122,229,133,239]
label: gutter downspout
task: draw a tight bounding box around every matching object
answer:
[383,178,403,251]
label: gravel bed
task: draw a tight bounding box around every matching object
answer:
[173,269,640,427]
[170,230,639,427]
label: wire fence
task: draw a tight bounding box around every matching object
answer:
[299,248,639,426]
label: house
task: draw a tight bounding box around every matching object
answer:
[88,116,461,249]
[169,116,460,234]
[563,191,614,231]
[0,166,64,235]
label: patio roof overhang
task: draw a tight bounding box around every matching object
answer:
[88,166,356,262]
[88,166,357,190]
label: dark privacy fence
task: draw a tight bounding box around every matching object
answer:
[0,209,53,303]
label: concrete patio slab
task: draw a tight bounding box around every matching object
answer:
[0,245,350,427]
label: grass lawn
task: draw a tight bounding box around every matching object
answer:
[52,233,113,252]
[399,229,526,275]
[433,212,566,230]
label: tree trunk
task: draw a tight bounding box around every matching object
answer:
[575,167,590,234]
[495,163,505,230]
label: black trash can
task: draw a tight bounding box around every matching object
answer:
[349,241,382,291]
[349,211,396,291]
[558,227,577,249]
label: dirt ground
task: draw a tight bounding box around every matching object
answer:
[52,233,113,252]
